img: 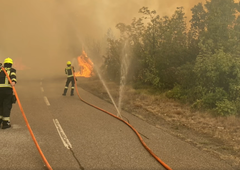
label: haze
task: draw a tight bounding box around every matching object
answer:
[0,0,206,78]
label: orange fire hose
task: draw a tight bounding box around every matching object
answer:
[72,69,172,170]
[1,67,52,170]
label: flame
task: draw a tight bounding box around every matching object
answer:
[75,50,94,77]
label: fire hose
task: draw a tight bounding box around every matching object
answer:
[1,67,53,170]
[72,69,172,170]
[1,64,172,170]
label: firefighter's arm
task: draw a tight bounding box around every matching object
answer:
[10,68,17,86]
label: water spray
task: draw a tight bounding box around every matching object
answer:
[94,65,122,118]
[118,42,130,115]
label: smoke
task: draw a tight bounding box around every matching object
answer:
[0,0,208,79]
[56,0,207,39]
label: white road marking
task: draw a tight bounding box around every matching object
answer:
[43,96,50,106]
[40,87,44,92]
[53,119,72,149]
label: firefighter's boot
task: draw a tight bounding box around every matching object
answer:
[71,89,74,96]
[62,88,67,96]
[0,119,2,128]
[2,120,11,129]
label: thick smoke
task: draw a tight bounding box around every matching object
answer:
[0,0,207,79]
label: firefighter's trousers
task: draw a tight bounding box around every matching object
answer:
[63,77,75,95]
[0,91,13,121]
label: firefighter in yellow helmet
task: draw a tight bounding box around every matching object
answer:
[0,58,17,129]
[62,61,75,96]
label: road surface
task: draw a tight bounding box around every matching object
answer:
[0,0,237,169]
[0,73,236,170]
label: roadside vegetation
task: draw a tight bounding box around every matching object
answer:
[101,0,240,116]
[82,0,240,168]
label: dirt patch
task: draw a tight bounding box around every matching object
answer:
[77,77,240,169]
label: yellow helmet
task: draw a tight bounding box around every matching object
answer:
[67,61,71,65]
[4,58,13,64]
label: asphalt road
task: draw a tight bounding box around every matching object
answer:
[0,73,236,170]
[0,1,238,169]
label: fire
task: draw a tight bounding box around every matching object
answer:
[75,50,94,77]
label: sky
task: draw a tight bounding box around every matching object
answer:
[0,0,218,78]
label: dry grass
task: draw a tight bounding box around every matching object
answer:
[78,77,240,168]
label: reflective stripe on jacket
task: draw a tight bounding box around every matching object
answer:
[0,67,17,88]
[65,66,75,77]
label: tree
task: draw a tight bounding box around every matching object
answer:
[155,7,189,89]
[190,0,238,53]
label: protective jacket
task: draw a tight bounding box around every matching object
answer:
[0,66,17,128]
[65,66,75,77]
[62,66,75,96]
[0,67,17,93]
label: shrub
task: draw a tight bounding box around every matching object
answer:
[215,99,237,116]
[166,85,187,101]
[201,88,228,108]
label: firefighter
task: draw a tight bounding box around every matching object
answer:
[62,61,75,96]
[0,58,17,129]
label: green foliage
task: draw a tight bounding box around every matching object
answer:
[234,98,240,115]
[101,39,122,82]
[101,0,240,116]
[190,0,238,53]
[193,48,240,111]
[201,88,228,108]
[194,49,240,92]
[166,85,187,101]
[215,99,237,116]
[190,3,206,40]
[176,62,196,89]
